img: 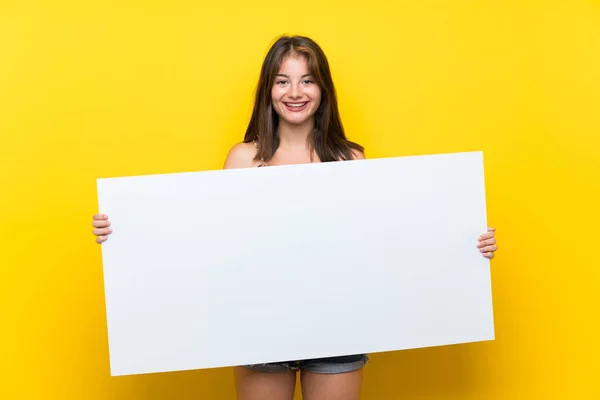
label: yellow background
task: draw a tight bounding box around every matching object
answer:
[2,0,599,398]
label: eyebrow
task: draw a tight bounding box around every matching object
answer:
[276,74,313,78]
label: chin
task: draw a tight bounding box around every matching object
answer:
[279,110,316,126]
[285,116,311,125]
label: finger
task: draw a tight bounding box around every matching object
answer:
[487,227,496,232]
[483,252,495,259]
[92,220,111,228]
[477,238,496,248]
[93,228,112,236]
[96,236,107,244]
[93,214,109,221]
[480,245,498,253]
[478,231,495,241]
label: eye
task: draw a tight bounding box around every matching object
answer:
[302,79,314,84]
[276,79,288,85]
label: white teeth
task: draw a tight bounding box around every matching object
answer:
[286,102,307,108]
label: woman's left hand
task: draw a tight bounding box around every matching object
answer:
[478,227,498,259]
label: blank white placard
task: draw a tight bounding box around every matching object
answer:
[96,151,495,376]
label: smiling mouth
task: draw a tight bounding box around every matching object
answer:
[285,102,307,107]
[284,102,309,112]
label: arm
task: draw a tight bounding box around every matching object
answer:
[351,149,366,160]
[223,142,260,169]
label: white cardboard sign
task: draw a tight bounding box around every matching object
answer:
[97,151,495,376]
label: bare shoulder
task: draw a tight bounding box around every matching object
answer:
[351,149,366,160]
[223,142,259,169]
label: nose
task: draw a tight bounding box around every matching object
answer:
[288,82,303,99]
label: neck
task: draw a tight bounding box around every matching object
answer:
[277,118,314,150]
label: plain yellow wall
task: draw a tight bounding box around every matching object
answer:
[2,0,599,398]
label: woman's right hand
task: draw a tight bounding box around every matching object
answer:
[92,214,112,244]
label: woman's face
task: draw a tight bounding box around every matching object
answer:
[271,55,321,126]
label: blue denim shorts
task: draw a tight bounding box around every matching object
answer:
[243,354,369,374]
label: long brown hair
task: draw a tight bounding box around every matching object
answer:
[244,35,364,162]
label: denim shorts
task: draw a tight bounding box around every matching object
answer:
[243,354,369,374]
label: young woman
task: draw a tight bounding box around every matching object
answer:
[92,35,498,400]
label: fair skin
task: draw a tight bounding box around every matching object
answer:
[223,55,328,168]
[91,55,498,400]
